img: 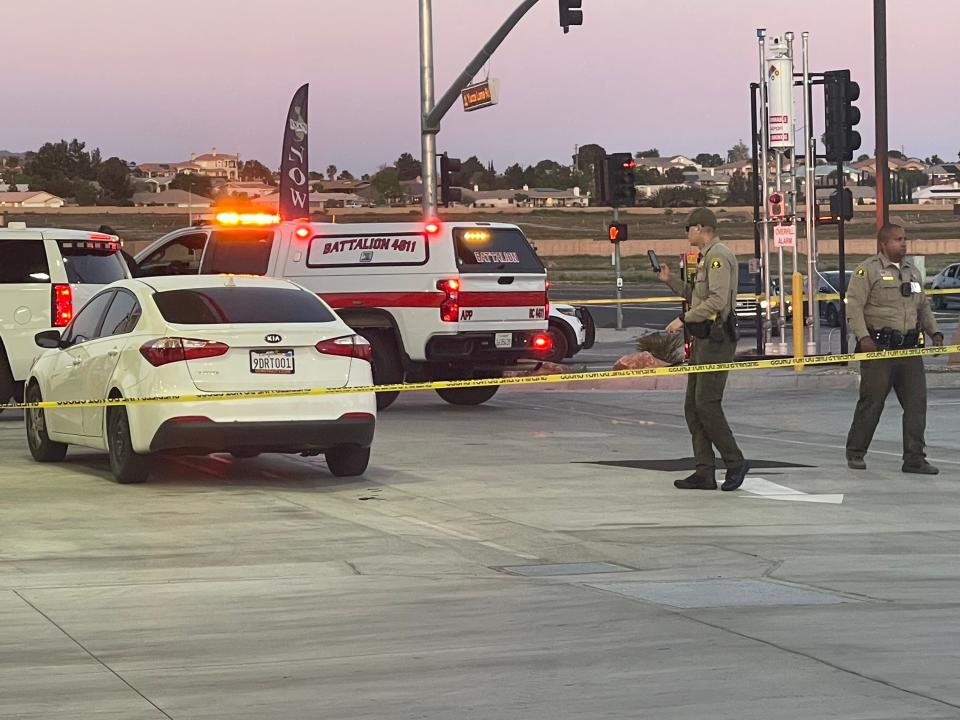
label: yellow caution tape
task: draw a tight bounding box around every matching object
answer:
[7,345,959,411]
[561,288,960,306]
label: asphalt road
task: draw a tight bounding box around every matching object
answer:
[4,381,960,718]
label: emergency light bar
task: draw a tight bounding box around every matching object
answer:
[215,211,281,226]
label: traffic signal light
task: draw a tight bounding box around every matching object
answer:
[768,191,786,219]
[830,188,854,221]
[559,0,583,33]
[608,222,627,243]
[604,153,637,208]
[439,152,462,207]
[823,70,861,163]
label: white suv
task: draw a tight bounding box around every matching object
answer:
[0,223,129,405]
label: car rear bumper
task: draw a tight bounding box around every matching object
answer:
[149,415,375,454]
[425,331,551,364]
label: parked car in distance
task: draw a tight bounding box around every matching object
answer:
[930,263,960,310]
[817,270,853,327]
[25,275,376,484]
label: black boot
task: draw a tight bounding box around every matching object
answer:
[674,473,717,490]
[722,460,751,492]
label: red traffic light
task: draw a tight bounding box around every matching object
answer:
[623,160,637,169]
[608,222,628,243]
[769,193,783,205]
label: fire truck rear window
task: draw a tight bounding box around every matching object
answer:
[453,229,544,274]
[204,230,274,275]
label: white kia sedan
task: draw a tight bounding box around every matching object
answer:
[25,275,376,483]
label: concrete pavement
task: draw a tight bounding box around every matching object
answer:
[2,384,960,718]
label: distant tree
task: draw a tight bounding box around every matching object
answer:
[899,169,929,188]
[726,140,750,164]
[325,165,338,180]
[360,173,371,182]
[635,148,660,159]
[500,163,526,189]
[724,170,754,205]
[239,159,275,184]
[651,186,708,208]
[308,171,324,181]
[575,143,606,198]
[455,156,487,188]
[97,156,133,203]
[394,152,422,181]
[371,166,402,203]
[925,154,945,166]
[888,149,906,160]
[336,169,355,181]
[169,172,213,197]
[664,167,686,184]
[695,153,723,168]
[857,153,870,162]
[72,181,100,206]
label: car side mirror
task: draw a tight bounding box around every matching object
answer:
[35,330,63,349]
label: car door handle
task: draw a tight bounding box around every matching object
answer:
[107,349,119,357]
[71,358,82,366]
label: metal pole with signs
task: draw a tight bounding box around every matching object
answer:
[419,0,547,219]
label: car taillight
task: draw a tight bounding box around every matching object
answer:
[544,279,550,317]
[139,338,230,366]
[532,333,553,352]
[315,335,372,361]
[438,278,460,323]
[51,284,73,327]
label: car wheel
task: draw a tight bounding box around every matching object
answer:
[545,321,572,363]
[360,330,402,411]
[826,304,840,328]
[229,449,261,459]
[25,383,68,462]
[435,384,500,406]
[325,444,370,477]
[107,405,150,484]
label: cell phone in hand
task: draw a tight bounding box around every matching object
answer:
[647,250,661,273]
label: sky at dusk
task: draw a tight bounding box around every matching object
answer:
[5,1,956,175]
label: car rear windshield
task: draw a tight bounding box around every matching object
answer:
[453,228,545,274]
[202,230,274,275]
[153,287,336,325]
[58,242,127,284]
[0,240,50,283]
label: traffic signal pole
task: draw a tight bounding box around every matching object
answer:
[418,0,542,218]
[837,158,850,354]
[613,207,623,331]
[874,0,890,236]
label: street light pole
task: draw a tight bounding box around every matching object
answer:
[874,0,890,237]
[419,0,438,217]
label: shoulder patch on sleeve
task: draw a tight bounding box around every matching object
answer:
[856,268,865,277]
[710,258,722,269]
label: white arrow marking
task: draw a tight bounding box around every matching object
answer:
[740,477,844,504]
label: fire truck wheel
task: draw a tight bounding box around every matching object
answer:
[435,384,500,406]
[361,330,402,410]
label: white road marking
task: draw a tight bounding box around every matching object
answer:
[398,516,539,560]
[740,477,844,504]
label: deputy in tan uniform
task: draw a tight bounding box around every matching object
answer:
[845,223,943,474]
[659,208,750,491]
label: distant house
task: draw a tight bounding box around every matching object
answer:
[190,150,239,180]
[816,186,876,205]
[462,188,517,208]
[310,179,372,194]
[220,181,276,198]
[132,189,214,208]
[637,155,698,174]
[717,159,752,174]
[0,191,64,208]
[516,186,587,208]
[912,184,960,205]
[853,156,928,177]
[926,164,960,185]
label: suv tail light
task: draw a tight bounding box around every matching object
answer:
[437,278,460,323]
[544,278,550,317]
[532,333,553,352]
[316,335,372,362]
[51,284,73,327]
[139,338,230,366]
